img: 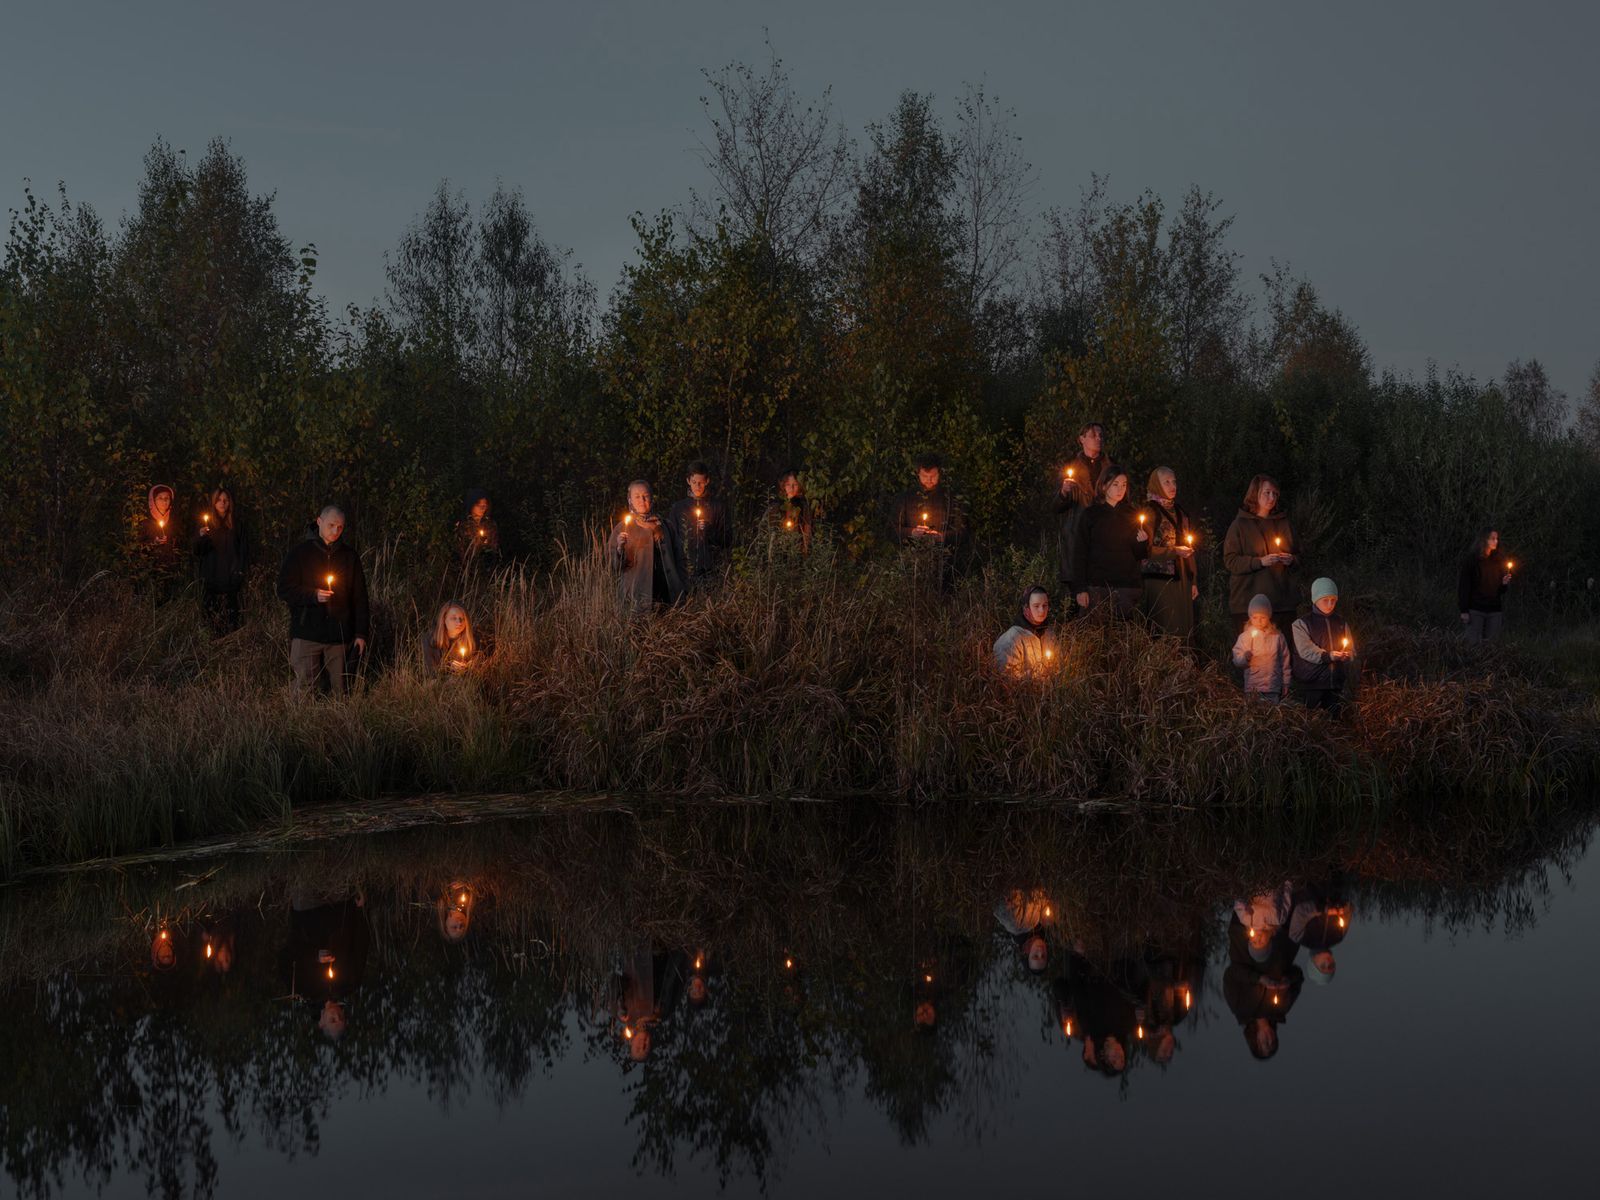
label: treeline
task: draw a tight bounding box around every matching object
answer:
[5,54,1599,584]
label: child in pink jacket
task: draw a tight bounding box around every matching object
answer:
[1232,593,1290,702]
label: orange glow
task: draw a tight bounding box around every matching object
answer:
[325,573,334,588]
[458,892,469,904]
[1185,532,1195,546]
[695,506,703,520]
[1138,513,1146,525]
[204,943,213,959]
[1043,905,1052,918]
[1183,988,1192,1009]
[1271,993,1280,1006]
[1064,1019,1073,1036]
[923,973,933,983]
[623,513,633,527]
[326,966,335,980]
[1066,467,1075,480]
[1044,648,1054,661]
[1506,560,1515,571]
[1342,636,1351,650]
[478,527,486,539]
[1273,536,1282,548]
[784,957,794,971]
[623,1026,634,1039]
[921,511,930,524]
[157,518,166,530]
[202,513,210,525]
[694,956,703,970]
[459,644,468,658]
[784,518,794,529]
[1136,1025,1144,1039]
[158,929,169,940]
[1337,916,1347,929]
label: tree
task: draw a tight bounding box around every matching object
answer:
[1500,358,1567,439]
[1577,358,1600,457]
[1165,186,1248,383]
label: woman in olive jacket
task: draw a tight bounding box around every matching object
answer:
[1222,474,1299,634]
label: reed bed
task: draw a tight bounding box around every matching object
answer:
[1,538,1597,878]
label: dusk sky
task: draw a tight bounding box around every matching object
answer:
[5,0,1596,401]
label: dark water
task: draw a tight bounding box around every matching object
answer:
[1,801,1595,1199]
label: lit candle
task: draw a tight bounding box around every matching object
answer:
[204,942,213,959]
[1064,1019,1073,1036]
[1138,513,1146,527]
[1066,467,1075,481]
[459,891,468,904]
[924,973,933,983]
[694,955,703,970]
[326,965,335,981]
[325,573,335,592]
[1337,916,1346,929]
[623,1025,634,1039]
[921,511,930,525]
[478,527,486,540]
[1044,647,1054,660]
[1273,536,1283,549]
[202,513,210,527]
[458,644,468,659]
[1183,988,1192,1009]
[694,505,703,524]
[1185,532,1194,546]
[783,957,794,971]
[784,518,794,530]
[1505,560,1515,572]
[1341,635,1351,653]
[1136,1025,1145,1040]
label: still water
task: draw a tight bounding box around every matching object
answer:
[1,801,1594,1198]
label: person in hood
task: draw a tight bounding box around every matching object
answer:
[892,453,963,551]
[193,486,250,634]
[1231,594,1291,701]
[1223,474,1299,634]
[1458,529,1513,641]
[1140,467,1199,639]
[609,481,686,614]
[1071,466,1149,616]
[1291,577,1357,714]
[276,504,371,694]
[994,888,1054,976]
[425,601,477,672]
[137,484,184,587]
[762,468,816,553]
[667,460,732,589]
[993,585,1060,676]
[454,488,502,567]
[1052,421,1110,604]
[1224,914,1304,1061]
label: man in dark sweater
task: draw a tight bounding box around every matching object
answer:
[276,505,370,694]
[891,453,963,548]
[666,460,732,590]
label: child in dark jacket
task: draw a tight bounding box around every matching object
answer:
[1290,577,1357,714]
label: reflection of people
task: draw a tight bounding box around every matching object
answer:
[614,942,689,1062]
[276,505,371,694]
[282,891,370,1041]
[1141,940,1204,1066]
[994,889,1053,975]
[1289,882,1353,986]
[201,920,236,974]
[992,585,1059,676]
[150,925,178,972]
[1060,950,1141,1077]
[454,488,502,567]
[425,602,477,672]
[437,882,475,942]
[1224,914,1304,1060]
[608,481,686,614]
[667,461,732,588]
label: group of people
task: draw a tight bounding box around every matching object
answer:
[136,420,1514,697]
[997,876,1351,1073]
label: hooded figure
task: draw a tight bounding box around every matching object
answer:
[138,484,184,578]
[454,488,502,565]
[1139,467,1199,638]
[993,584,1060,676]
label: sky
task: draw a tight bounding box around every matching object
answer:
[3,0,1596,401]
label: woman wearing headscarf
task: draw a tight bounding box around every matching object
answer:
[1222,474,1299,634]
[1139,466,1198,639]
[193,485,250,633]
[1071,466,1149,617]
[992,584,1060,676]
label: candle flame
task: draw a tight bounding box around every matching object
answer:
[1136,1025,1144,1039]
[1183,988,1192,1009]
[694,956,703,970]
[1185,532,1194,545]
[459,891,468,904]
[784,957,794,971]
[478,528,485,538]
[1044,648,1053,660]
[1271,993,1279,1006]
[202,513,209,524]
[1274,536,1282,547]
[624,513,633,526]
[459,644,468,658]
[1337,916,1346,928]
[1043,905,1052,917]
[1506,560,1515,571]
[1342,636,1350,649]
[921,511,930,524]
[785,518,794,529]
[1064,1019,1073,1036]
[1066,467,1075,479]
[623,1025,633,1039]
[157,518,166,529]
[326,966,335,980]
[325,573,334,587]
[695,506,702,518]
[1138,513,1146,525]
[924,973,933,983]
[204,943,213,959]
[158,929,169,940]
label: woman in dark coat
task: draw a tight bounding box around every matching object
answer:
[1071,466,1149,617]
[762,468,816,553]
[194,486,250,633]
[1139,466,1198,639]
[454,487,502,567]
[1222,474,1299,634]
[1458,529,1512,641]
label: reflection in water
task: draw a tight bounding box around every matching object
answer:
[0,801,1590,1198]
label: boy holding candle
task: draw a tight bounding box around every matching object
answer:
[667,460,731,589]
[1231,594,1290,702]
[1290,577,1356,714]
[276,504,370,694]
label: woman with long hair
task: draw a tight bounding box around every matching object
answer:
[1222,474,1299,634]
[426,601,478,672]
[1458,529,1512,641]
[1071,467,1149,617]
[194,486,250,633]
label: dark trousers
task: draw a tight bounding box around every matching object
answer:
[1086,586,1142,617]
[290,638,350,695]
[1299,687,1344,716]
[202,587,241,634]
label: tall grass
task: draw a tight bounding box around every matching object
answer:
[1,534,1597,878]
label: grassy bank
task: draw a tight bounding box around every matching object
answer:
[1,538,1597,877]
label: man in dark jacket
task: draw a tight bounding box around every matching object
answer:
[891,453,963,548]
[1052,422,1110,600]
[667,460,732,590]
[276,505,370,694]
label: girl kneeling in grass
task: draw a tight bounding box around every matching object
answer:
[1232,593,1289,702]
[993,585,1059,677]
[426,601,478,672]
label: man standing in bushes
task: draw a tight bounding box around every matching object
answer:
[1053,422,1110,607]
[276,505,370,694]
[668,460,731,591]
[892,453,963,590]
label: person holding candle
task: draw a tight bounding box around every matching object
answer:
[762,468,816,553]
[1288,880,1352,988]
[892,452,962,548]
[193,486,250,634]
[276,504,370,695]
[1457,529,1512,641]
[609,481,686,614]
[667,460,732,590]
[993,888,1053,976]
[1290,577,1356,714]
[453,488,502,568]
[1052,421,1110,606]
[136,484,184,590]
[992,584,1060,677]
[1231,594,1290,702]
[1071,467,1149,617]
[1139,466,1199,639]
[1222,474,1299,635]
[1223,908,1304,1061]
[425,601,478,672]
